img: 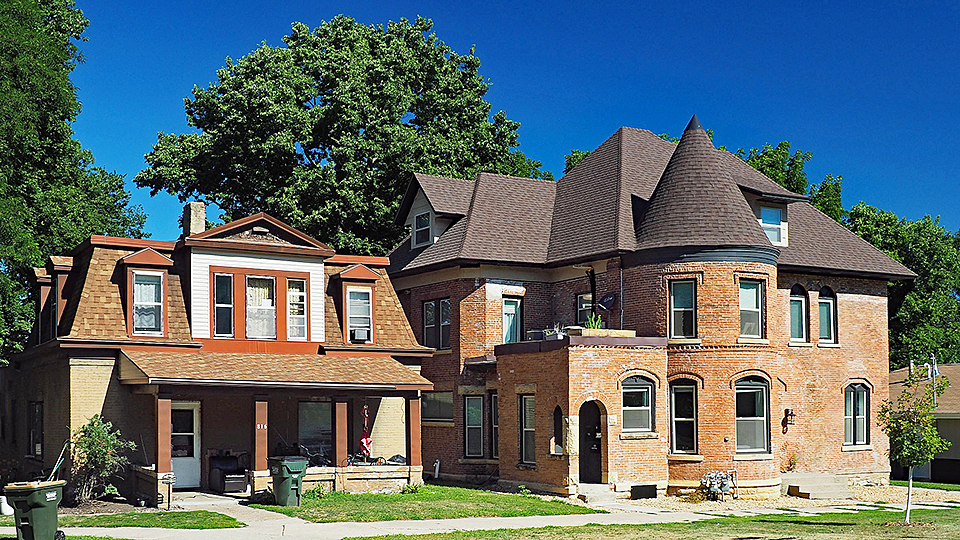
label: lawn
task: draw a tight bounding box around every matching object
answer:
[251,484,603,523]
[345,508,960,539]
[891,479,960,492]
[0,510,244,529]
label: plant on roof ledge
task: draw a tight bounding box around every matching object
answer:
[585,313,603,330]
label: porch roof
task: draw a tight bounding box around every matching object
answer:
[119,350,432,391]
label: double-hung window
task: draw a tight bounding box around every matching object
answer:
[464,396,483,457]
[759,207,784,244]
[422,392,453,422]
[844,384,869,445]
[739,280,764,338]
[246,276,276,339]
[669,280,696,339]
[346,287,373,343]
[670,382,697,454]
[622,376,654,432]
[735,377,769,453]
[502,298,521,344]
[819,287,838,343]
[576,293,593,325]
[422,298,451,349]
[413,212,431,246]
[789,284,807,342]
[133,271,164,335]
[287,279,307,340]
[520,395,536,464]
[213,274,233,337]
[490,393,499,458]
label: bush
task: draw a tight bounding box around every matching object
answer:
[400,483,421,494]
[70,415,136,502]
[303,484,327,501]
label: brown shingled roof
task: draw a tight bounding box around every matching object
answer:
[891,365,960,415]
[395,173,476,225]
[120,350,431,389]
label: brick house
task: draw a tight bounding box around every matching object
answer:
[1,206,431,503]
[388,116,915,498]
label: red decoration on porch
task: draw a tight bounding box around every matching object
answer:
[359,404,372,457]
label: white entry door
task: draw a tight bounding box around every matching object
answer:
[171,402,201,488]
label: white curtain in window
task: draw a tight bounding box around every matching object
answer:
[246,278,276,338]
[133,274,162,333]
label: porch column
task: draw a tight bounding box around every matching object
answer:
[405,394,422,467]
[252,396,268,471]
[156,395,172,473]
[333,399,348,467]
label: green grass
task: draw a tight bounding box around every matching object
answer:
[251,484,603,523]
[891,479,960,491]
[0,510,244,529]
[345,508,960,539]
[1,537,136,540]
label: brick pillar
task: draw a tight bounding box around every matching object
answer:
[333,399,348,467]
[252,396,268,471]
[156,395,172,473]
[405,394,422,467]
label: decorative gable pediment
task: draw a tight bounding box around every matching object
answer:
[185,213,335,256]
[120,248,174,267]
[336,264,381,282]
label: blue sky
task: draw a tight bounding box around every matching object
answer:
[71,1,960,241]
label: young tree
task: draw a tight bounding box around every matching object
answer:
[136,16,548,256]
[878,367,950,523]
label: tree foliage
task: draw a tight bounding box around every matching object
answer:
[563,150,590,174]
[70,414,137,502]
[136,16,548,255]
[0,0,146,362]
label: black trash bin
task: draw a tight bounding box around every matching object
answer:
[4,480,66,540]
[267,456,308,506]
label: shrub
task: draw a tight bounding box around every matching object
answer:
[517,484,532,496]
[400,483,421,494]
[303,484,327,501]
[70,415,136,502]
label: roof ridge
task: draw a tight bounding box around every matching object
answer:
[613,127,626,252]
[477,171,556,185]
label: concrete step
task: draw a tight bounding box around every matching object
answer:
[577,483,617,504]
[787,485,855,500]
[783,473,855,500]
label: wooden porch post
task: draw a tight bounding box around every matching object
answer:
[405,394,422,467]
[252,396,268,471]
[333,399,349,467]
[156,395,172,473]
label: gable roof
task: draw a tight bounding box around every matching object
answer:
[187,212,334,256]
[120,248,174,267]
[891,365,960,415]
[389,117,915,280]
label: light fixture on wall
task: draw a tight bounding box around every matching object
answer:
[784,408,797,425]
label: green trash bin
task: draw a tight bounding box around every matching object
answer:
[268,457,308,506]
[4,480,66,540]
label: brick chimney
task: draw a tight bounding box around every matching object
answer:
[182,202,206,237]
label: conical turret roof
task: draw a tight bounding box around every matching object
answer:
[635,116,772,251]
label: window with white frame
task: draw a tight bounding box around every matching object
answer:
[671,381,697,454]
[622,376,654,432]
[819,287,837,343]
[245,276,276,339]
[490,392,499,458]
[520,395,535,464]
[413,212,431,246]
[844,384,869,445]
[789,284,807,342]
[346,286,373,343]
[502,297,521,344]
[760,206,785,244]
[133,271,164,335]
[213,273,233,337]
[288,278,307,340]
[422,298,451,349]
[464,396,483,457]
[576,293,593,325]
[735,377,769,453]
[739,279,764,338]
[422,391,453,422]
[669,280,696,339]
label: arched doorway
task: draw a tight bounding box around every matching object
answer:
[579,400,603,484]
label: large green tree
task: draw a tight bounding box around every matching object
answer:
[136,16,548,255]
[0,0,146,361]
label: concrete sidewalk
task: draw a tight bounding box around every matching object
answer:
[2,499,958,540]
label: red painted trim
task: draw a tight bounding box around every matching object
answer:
[333,400,349,466]
[156,397,172,473]
[337,264,381,281]
[208,266,311,342]
[190,212,334,253]
[341,282,376,346]
[253,398,268,471]
[197,339,321,354]
[406,395,422,466]
[327,254,390,266]
[126,268,169,339]
[120,248,174,267]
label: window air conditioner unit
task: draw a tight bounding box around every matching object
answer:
[350,328,370,344]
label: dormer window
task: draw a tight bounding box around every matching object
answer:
[133,271,164,335]
[246,276,276,339]
[759,206,786,245]
[413,212,431,247]
[347,286,373,344]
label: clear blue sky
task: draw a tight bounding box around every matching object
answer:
[70,0,960,241]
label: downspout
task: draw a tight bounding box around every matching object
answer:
[619,263,624,330]
[588,268,597,318]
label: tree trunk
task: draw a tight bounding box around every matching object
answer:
[905,465,913,524]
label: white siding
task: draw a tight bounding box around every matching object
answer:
[190,249,325,341]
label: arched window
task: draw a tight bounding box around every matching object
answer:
[819,287,837,343]
[622,376,655,432]
[735,376,769,453]
[670,379,697,454]
[844,384,869,445]
[552,406,564,454]
[789,285,808,342]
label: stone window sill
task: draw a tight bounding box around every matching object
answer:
[458,457,498,464]
[547,453,566,460]
[516,462,536,470]
[733,453,773,461]
[667,454,704,462]
[433,350,453,356]
[841,444,873,452]
[668,338,702,346]
[737,337,769,345]
[422,420,455,428]
[818,342,841,348]
[788,341,813,347]
[621,432,659,440]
